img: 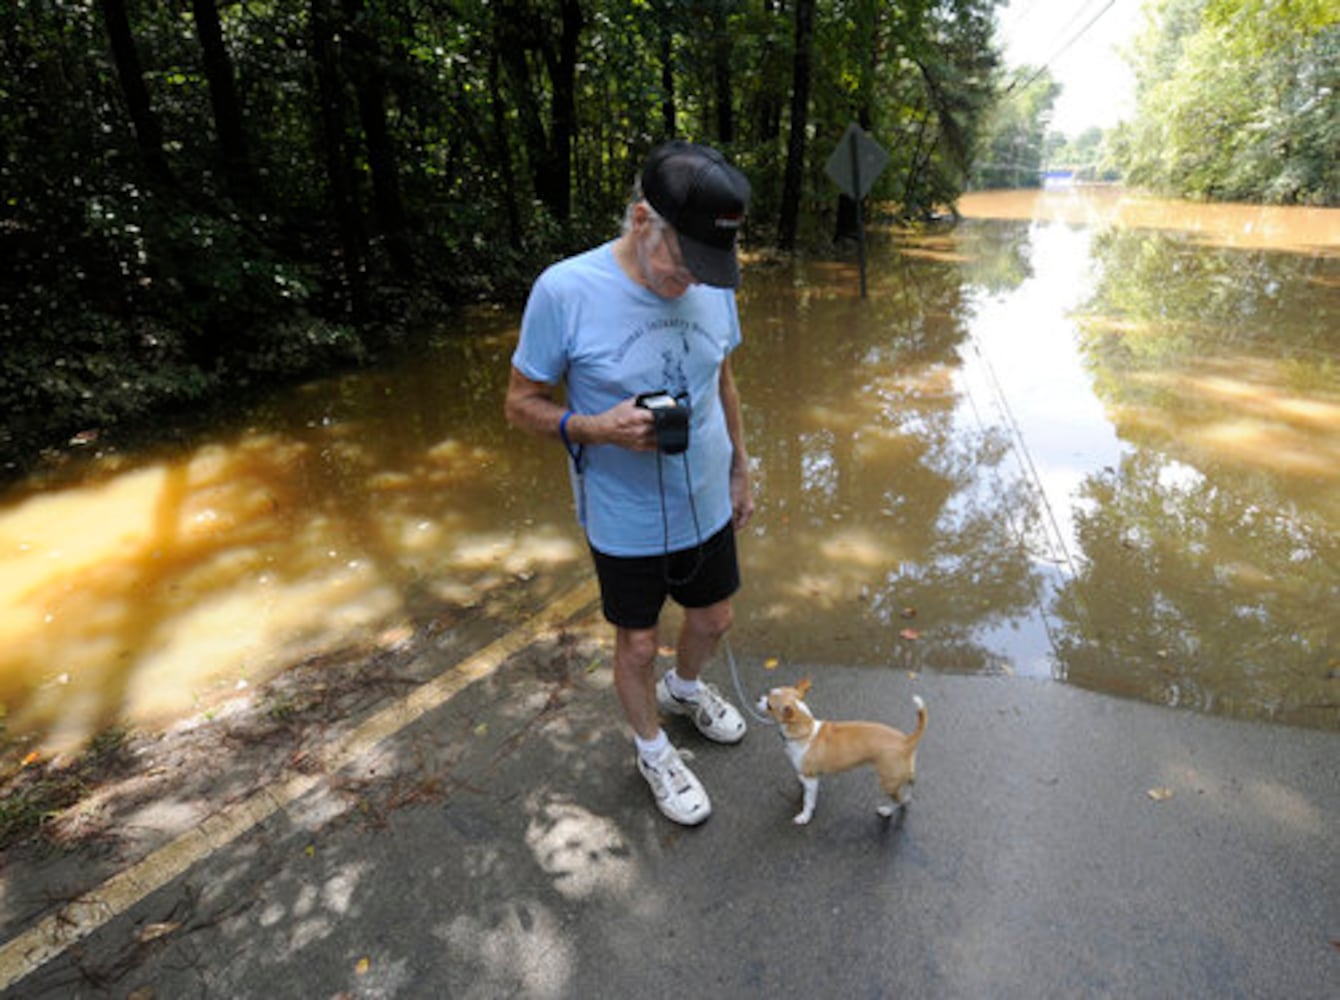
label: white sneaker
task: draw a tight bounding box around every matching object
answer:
[637,743,711,825]
[656,678,747,744]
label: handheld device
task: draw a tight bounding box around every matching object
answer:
[636,391,690,455]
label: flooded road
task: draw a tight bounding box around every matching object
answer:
[2,189,1337,756]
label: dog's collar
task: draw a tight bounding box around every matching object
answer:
[779,720,821,749]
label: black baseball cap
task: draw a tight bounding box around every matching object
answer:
[641,140,750,289]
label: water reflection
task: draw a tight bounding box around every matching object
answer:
[732,192,1337,729]
[2,191,1337,758]
[1053,208,1340,726]
[731,246,1043,677]
[0,326,589,754]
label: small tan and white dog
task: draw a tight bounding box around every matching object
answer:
[756,679,927,825]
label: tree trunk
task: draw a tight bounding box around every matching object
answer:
[98,0,171,185]
[902,108,932,217]
[712,8,734,144]
[659,23,676,137]
[778,0,815,250]
[343,0,413,275]
[190,0,253,198]
[495,3,559,218]
[752,0,784,143]
[543,0,582,222]
[311,0,367,318]
[489,47,524,252]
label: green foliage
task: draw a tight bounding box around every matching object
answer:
[1117,0,1339,203]
[1045,126,1122,183]
[1,0,1006,474]
[1081,224,1336,390]
[971,65,1061,189]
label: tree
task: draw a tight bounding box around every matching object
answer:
[494,0,583,223]
[191,0,254,198]
[1118,0,1339,204]
[342,0,412,275]
[2,0,1010,472]
[972,67,1060,189]
[311,0,368,317]
[778,0,815,250]
[99,0,171,185]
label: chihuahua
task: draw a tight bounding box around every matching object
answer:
[757,680,927,825]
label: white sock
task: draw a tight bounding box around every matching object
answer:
[636,729,669,762]
[665,669,703,701]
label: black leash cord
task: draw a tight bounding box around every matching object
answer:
[655,449,705,586]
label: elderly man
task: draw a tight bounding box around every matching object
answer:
[504,140,755,825]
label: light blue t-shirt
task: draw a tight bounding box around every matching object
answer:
[513,240,741,557]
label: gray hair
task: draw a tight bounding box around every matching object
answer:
[622,177,666,235]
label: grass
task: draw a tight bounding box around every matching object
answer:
[0,728,131,852]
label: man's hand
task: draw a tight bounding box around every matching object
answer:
[596,396,659,452]
[506,369,656,452]
[730,462,754,530]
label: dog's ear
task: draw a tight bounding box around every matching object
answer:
[796,678,812,697]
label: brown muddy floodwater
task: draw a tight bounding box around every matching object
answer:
[2,189,1338,758]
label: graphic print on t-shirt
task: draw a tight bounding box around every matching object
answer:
[613,316,715,406]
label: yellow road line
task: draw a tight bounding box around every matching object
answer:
[0,578,599,992]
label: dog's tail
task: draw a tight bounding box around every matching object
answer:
[907,695,928,748]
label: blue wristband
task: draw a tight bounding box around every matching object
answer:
[558,410,583,467]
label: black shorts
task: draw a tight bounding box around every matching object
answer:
[590,522,741,630]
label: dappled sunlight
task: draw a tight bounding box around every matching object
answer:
[774,568,874,611]
[798,366,957,464]
[961,189,1340,254]
[257,860,374,954]
[1155,760,1328,838]
[868,363,958,402]
[1,391,585,754]
[1196,419,1337,479]
[523,794,639,902]
[1118,357,1340,488]
[437,901,575,999]
[1138,356,1340,429]
[450,529,581,576]
[819,526,906,570]
[803,402,863,436]
[123,569,401,724]
[0,464,166,625]
[1242,779,1328,838]
[892,231,971,264]
[752,527,915,629]
[3,190,1335,762]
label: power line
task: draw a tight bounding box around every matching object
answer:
[1006,0,1121,96]
[1036,0,1111,65]
[1000,0,1048,36]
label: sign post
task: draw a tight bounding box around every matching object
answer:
[824,123,889,298]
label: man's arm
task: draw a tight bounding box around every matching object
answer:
[504,366,657,451]
[718,357,755,530]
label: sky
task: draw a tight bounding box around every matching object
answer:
[998,0,1146,135]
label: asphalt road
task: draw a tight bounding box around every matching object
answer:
[4,614,1337,999]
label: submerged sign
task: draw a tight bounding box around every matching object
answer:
[824,122,889,201]
[824,123,889,298]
